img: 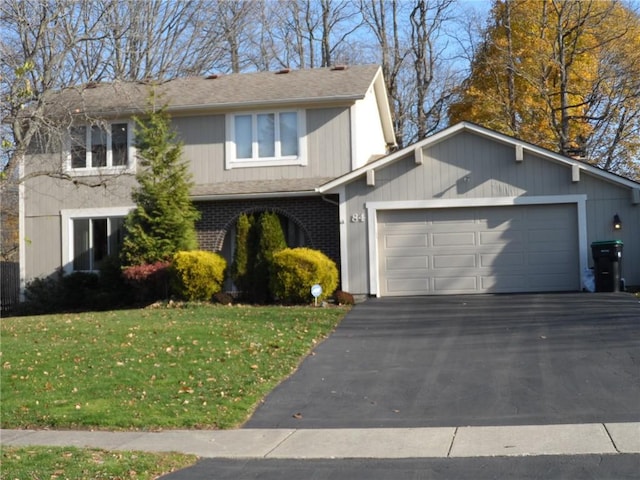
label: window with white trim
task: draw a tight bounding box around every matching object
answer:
[71,216,125,271]
[68,122,132,171]
[226,110,307,168]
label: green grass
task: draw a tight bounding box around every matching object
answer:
[1,304,347,430]
[1,446,197,480]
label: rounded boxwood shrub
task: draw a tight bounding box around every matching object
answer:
[270,248,338,304]
[171,250,227,301]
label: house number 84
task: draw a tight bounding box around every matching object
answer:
[351,213,366,223]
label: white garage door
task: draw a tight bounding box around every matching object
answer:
[378,204,579,296]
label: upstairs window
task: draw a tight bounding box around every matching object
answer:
[69,123,131,172]
[226,110,307,168]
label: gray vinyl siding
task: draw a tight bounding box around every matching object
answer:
[23,150,137,280]
[176,107,352,185]
[24,172,137,217]
[25,216,62,280]
[305,108,352,178]
[343,131,640,293]
[23,175,136,281]
[176,115,225,183]
[23,105,353,282]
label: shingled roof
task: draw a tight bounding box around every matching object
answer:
[191,177,335,199]
[45,65,383,118]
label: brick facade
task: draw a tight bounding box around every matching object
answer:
[195,195,340,266]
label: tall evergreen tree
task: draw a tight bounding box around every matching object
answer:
[230,213,253,294]
[231,211,287,303]
[121,93,200,266]
[254,211,288,303]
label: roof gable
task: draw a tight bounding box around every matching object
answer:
[318,122,640,192]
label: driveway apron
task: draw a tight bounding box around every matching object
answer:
[244,293,640,429]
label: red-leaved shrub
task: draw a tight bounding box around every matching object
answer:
[122,261,171,303]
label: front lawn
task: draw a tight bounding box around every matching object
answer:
[1,304,347,430]
[1,446,196,480]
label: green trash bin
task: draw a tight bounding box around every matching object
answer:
[591,240,623,292]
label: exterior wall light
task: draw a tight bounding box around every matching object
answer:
[613,214,622,230]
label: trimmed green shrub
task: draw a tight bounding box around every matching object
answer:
[254,211,287,303]
[171,250,226,301]
[231,211,288,303]
[230,213,254,296]
[270,248,338,304]
[20,260,133,314]
[21,275,65,314]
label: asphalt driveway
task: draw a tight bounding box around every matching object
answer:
[244,293,640,429]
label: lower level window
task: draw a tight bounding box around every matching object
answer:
[72,217,125,271]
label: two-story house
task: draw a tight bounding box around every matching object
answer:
[21,65,395,290]
[20,65,640,298]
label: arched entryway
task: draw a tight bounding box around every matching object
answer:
[219,208,312,293]
[195,195,341,293]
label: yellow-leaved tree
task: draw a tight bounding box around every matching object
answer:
[449,0,640,180]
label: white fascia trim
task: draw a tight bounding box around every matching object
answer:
[365,195,588,297]
[372,67,396,146]
[60,206,134,275]
[337,187,349,293]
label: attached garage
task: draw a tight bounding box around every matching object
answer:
[377,204,579,296]
[319,122,640,297]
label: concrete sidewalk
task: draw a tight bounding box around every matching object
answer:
[2,423,639,459]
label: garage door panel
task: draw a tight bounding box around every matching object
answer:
[480,252,525,268]
[433,254,476,268]
[387,278,430,293]
[479,230,522,245]
[379,210,427,225]
[432,232,476,246]
[528,251,572,266]
[528,228,564,244]
[430,209,476,223]
[434,276,477,292]
[386,256,429,270]
[378,204,579,296]
[385,234,428,248]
